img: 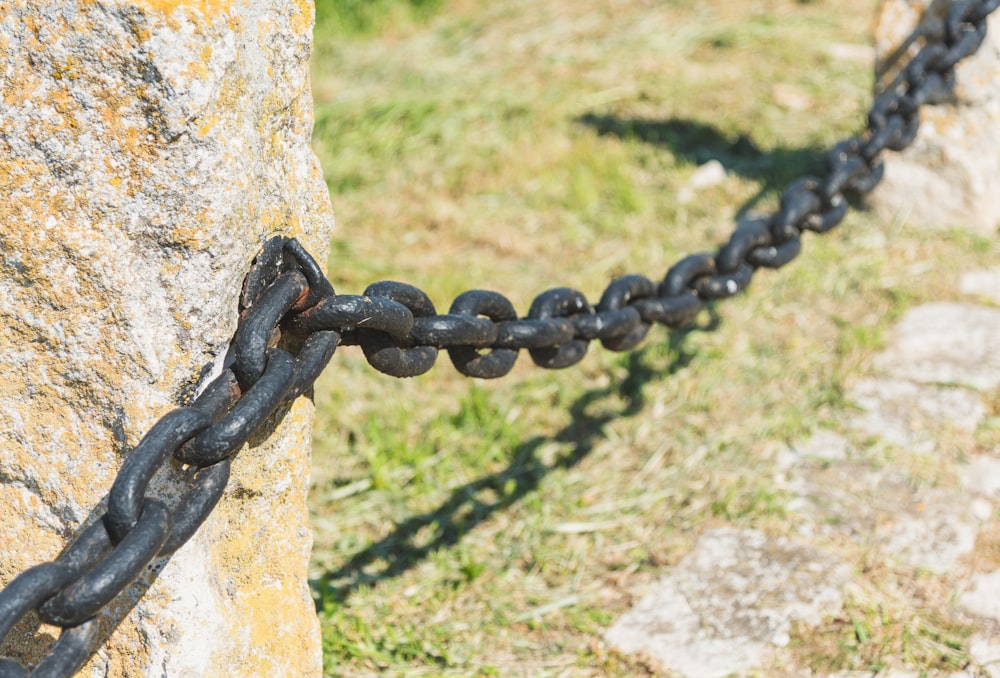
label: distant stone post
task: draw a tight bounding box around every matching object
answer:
[0,1,333,675]
[870,1,1000,233]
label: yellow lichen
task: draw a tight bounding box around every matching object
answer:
[289,0,313,37]
[129,0,233,21]
[1,0,331,673]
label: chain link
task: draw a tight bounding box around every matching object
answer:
[0,3,996,674]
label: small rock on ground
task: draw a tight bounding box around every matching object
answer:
[678,160,727,203]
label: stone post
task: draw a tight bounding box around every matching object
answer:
[869,1,1000,233]
[0,1,333,675]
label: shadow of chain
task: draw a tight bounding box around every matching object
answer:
[314,312,719,606]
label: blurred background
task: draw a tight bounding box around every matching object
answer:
[305,1,1000,675]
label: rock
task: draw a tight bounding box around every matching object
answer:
[786,458,983,573]
[827,43,876,64]
[960,267,1000,305]
[868,2,1000,233]
[0,1,333,676]
[848,377,985,450]
[969,634,1000,676]
[678,160,727,202]
[771,82,812,111]
[959,456,1000,500]
[605,528,851,678]
[777,429,851,470]
[872,303,1000,391]
[960,570,1000,620]
[878,488,985,573]
[689,160,727,189]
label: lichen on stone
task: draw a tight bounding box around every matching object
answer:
[0,0,333,675]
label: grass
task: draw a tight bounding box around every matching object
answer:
[307,1,1000,675]
[315,0,443,35]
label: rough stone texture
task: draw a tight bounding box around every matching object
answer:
[869,1,1000,233]
[879,487,987,572]
[785,452,986,572]
[960,570,1000,620]
[845,305,994,456]
[969,634,1000,677]
[604,528,851,678]
[829,300,1000,571]
[960,267,1000,304]
[0,1,333,676]
[960,455,1000,500]
[789,429,851,463]
[871,303,1000,391]
[849,377,985,451]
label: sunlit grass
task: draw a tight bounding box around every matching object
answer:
[315,0,443,35]
[307,1,1000,675]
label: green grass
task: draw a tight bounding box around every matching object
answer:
[307,1,1000,675]
[315,0,443,35]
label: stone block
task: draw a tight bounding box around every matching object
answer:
[0,0,334,675]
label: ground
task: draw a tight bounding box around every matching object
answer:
[305,1,1000,675]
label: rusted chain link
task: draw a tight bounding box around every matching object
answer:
[0,2,996,674]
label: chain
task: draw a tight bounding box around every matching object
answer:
[0,1,996,674]
[284,0,998,380]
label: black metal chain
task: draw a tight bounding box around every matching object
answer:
[0,1,996,674]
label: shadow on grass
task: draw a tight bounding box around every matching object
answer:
[576,113,827,217]
[313,311,720,607]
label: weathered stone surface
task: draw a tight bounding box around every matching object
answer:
[604,528,851,678]
[776,429,851,471]
[878,487,986,573]
[0,1,332,676]
[785,453,985,572]
[871,303,1000,391]
[960,570,1000,620]
[960,267,1000,305]
[869,2,1000,233]
[791,429,851,463]
[969,634,1000,677]
[960,455,1000,500]
[849,377,985,450]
